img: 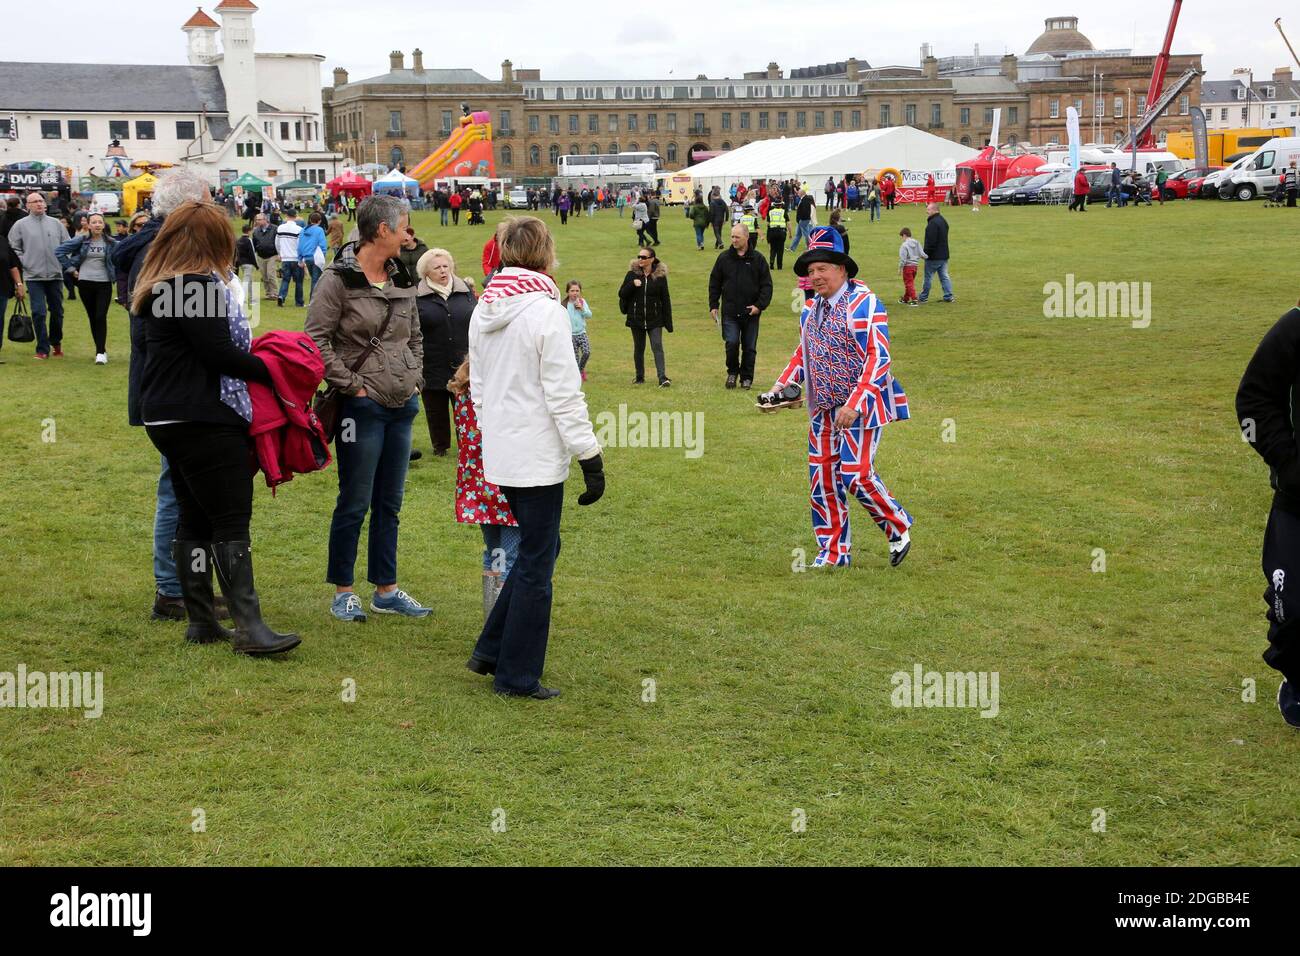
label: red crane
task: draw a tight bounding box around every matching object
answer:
[1136,0,1184,149]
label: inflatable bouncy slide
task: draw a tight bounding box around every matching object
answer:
[410,110,494,188]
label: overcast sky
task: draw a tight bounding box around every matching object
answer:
[19,1,1299,86]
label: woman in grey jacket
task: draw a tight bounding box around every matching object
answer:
[305,195,431,624]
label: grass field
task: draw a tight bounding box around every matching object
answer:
[2,197,1299,866]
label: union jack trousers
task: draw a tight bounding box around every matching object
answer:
[807,410,911,566]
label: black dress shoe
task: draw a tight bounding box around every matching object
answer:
[466,656,495,676]
[409,449,423,462]
[725,374,737,389]
[494,685,561,700]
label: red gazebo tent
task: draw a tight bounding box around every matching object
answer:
[326,170,373,198]
[954,146,1045,203]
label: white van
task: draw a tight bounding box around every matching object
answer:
[1226,137,1300,201]
[1045,147,1183,179]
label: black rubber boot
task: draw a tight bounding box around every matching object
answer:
[211,541,301,656]
[172,540,236,644]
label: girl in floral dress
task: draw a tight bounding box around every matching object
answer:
[448,359,520,619]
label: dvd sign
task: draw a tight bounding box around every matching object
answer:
[0,168,63,189]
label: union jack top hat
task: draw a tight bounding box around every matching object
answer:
[793,226,858,278]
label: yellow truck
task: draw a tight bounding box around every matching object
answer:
[1166,128,1277,167]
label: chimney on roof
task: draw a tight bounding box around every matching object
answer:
[412,48,424,73]
[1274,66,1293,87]
[846,57,860,81]
[767,61,780,80]
[1001,54,1018,80]
[333,66,349,87]
[923,55,939,80]
[501,59,513,83]
[389,50,404,71]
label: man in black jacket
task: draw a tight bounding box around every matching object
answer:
[1237,300,1300,727]
[250,212,279,302]
[709,223,773,390]
[110,167,216,623]
[787,187,816,252]
[918,203,954,303]
[708,188,728,249]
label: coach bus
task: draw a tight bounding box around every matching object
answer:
[556,151,661,180]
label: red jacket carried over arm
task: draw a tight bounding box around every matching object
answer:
[248,330,331,493]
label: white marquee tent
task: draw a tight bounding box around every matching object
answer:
[684,126,979,193]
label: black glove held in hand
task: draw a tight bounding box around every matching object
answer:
[578,453,605,506]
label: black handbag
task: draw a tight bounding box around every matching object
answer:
[313,299,395,442]
[7,296,34,343]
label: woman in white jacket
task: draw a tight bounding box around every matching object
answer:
[465,216,605,699]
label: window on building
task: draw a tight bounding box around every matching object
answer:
[960,107,971,126]
[568,144,579,155]
[1265,85,1276,99]
[628,142,638,151]
[609,142,619,152]
[693,112,705,131]
[796,110,806,128]
[389,111,402,133]
[628,113,638,131]
[832,110,842,128]
[136,121,155,140]
[1049,99,1060,119]
[443,109,453,133]
[390,146,403,166]
[851,110,861,128]
[1095,97,1104,117]
[721,112,731,130]
[984,108,994,125]
[0,118,11,138]
[1138,96,1147,115]
[666,113,677,131]
[815,111,825,128]
[41,120,61,139]
[759,111,769,129]
[277,121,287,139]
[960,135,971,146]
[609,114,618,132]
[236,142,243,157]
[778,111,788,129]
[68,120,88,140]
[1220,107,1228,121]
[528,115,539,133]
[647,113,658,131]
[1008,106,1018,125]
[904,104,916,125]
[501,145,512,165]
[667,142,677,162]
[589,144,599,154]
[1241,106,1249,123]
[930,104,941,126]
[530,144,540,165]
[546,115,558,133]
[176,120,196,140]
[721,141,731,150]
[109,120,129,140]
[501,110,512,131]
[565,114,576,133]
[294,121,302,139]
[1179,95,1190,115]
[548,144,560,164]
[879,104,890,126]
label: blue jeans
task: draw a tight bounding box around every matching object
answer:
[722,314,760,380]
[481,524,521,577]
[919,259,953,302]
[870,199,881,221]
[694,225,705,247]
[788,220,813,251]
[439,207,449,226]
[278,260,304,306]
[306,261,322,300]
[26,278,65,354]
[472,482,564,695]
[327,393,419,586]
[154,455,181,597]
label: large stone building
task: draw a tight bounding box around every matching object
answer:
[322,15,1204,180]
[0,1,341,188]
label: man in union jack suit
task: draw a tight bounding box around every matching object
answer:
[762,225,912,568]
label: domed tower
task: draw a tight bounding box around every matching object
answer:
[1026,16,1094,55]
[181,7,220,65]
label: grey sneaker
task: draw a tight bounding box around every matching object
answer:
[370,588,432,618]
[330,591,367,623]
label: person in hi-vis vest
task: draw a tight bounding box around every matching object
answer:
[765,200,788,271]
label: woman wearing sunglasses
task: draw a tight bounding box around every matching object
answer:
[618,246,672,387]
